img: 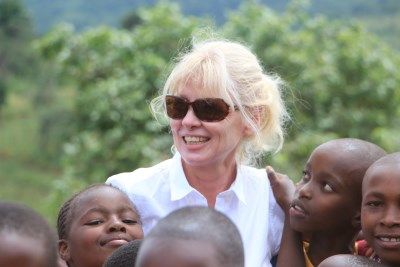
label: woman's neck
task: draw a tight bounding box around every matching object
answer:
[182,160,237,207]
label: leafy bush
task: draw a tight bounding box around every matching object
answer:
[36,1,400,187]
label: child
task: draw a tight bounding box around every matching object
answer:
[318,254,388,267]
[268,138,386,267]
[0,201,58,267]
[361,152,400,267]
[103,239,142,267]
[135,206,244,267]
[57,184,144,267]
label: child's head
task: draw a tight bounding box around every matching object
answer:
[0,201,58,267]
[361,152,400,266]
[135,206,244,267]
[57,184,144,267]
[318,254,387,267]
[290,138,386,234]
[103,239,142,267]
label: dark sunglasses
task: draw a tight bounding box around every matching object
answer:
[165,95,239,122]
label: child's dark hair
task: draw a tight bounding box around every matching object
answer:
[103,239,142,267]
[0,201,58,267]
[137,206,244,267]
[57,183,140,240]
[319,254,387,267]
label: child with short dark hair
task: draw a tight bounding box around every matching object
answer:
[318,254,388,267]
[57,184,143,267]
[0,201,58,267]
[361,152,400,267]
[268,138,386,267]
[135,206,244,267]
[103,239,142,267]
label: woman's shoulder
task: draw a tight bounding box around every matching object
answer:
[239,165,270,183]
[106,158,173,189]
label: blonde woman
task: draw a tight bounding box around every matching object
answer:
[107,39,289,267]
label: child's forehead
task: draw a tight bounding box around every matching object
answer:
[364,163,400,185]
[0,233,47,267]
[78,186,128,202]
[72,187,134,214]
[312,141,365,161]
[309,145,362,173]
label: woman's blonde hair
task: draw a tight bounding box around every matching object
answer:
[151,39,289,165]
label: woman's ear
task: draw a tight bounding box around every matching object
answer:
[249,106,266,127]
[243,105,267,137]
[243,123,254,138]
[58,239,71,262]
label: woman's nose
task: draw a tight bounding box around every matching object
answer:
[181,107,201,127]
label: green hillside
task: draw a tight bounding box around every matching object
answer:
[22,0,400,49]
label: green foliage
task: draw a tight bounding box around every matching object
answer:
[1,0,398,223]
[0,90,63,222]
[0,0,35,76]
[0,0,33,107]
[36,3,201,184]
[223,1,400,178]
[120,10,143,30]
[0,0,32,38]
[34,1,400,186]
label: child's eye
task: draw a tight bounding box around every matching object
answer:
[322,183,333,192]
[300,170,310,182]
[85,219,103,226]
[122,219,138,225]
[366,201,383,207]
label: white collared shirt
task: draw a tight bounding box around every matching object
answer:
[106,153,284,267]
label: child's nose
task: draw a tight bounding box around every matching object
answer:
[297,183,312,199]
[108,218,127,233]
[380,206,400,227]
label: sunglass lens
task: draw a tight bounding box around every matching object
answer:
[193,98,229,122]
[166,96,188,119]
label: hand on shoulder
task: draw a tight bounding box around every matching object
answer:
[266,166,295,213]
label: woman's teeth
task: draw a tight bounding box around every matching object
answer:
[184,136,209,144]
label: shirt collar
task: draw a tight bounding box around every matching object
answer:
[169,153,247,205]
[232,165,247,205]
[169,152,195,201]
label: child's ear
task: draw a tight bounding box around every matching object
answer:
[58,239,71,262]
[351,211,361,229]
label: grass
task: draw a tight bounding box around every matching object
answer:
[0,91,63,223]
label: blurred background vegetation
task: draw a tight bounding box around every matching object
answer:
[1,0,399,224]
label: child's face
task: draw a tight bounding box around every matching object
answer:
[138,238,220,267]
[289,145,360,233]
[0,232,48,267]
[361,164,400,266]
[60,186,143,267]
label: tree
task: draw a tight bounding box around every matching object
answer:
[120,10,142,30]
[0,0,37,109]
[0,0,34,75]
[36,3,202,183]
[223,1,400,177]
[37,1,400,186]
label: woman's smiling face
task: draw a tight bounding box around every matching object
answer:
[169,84,251,169]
